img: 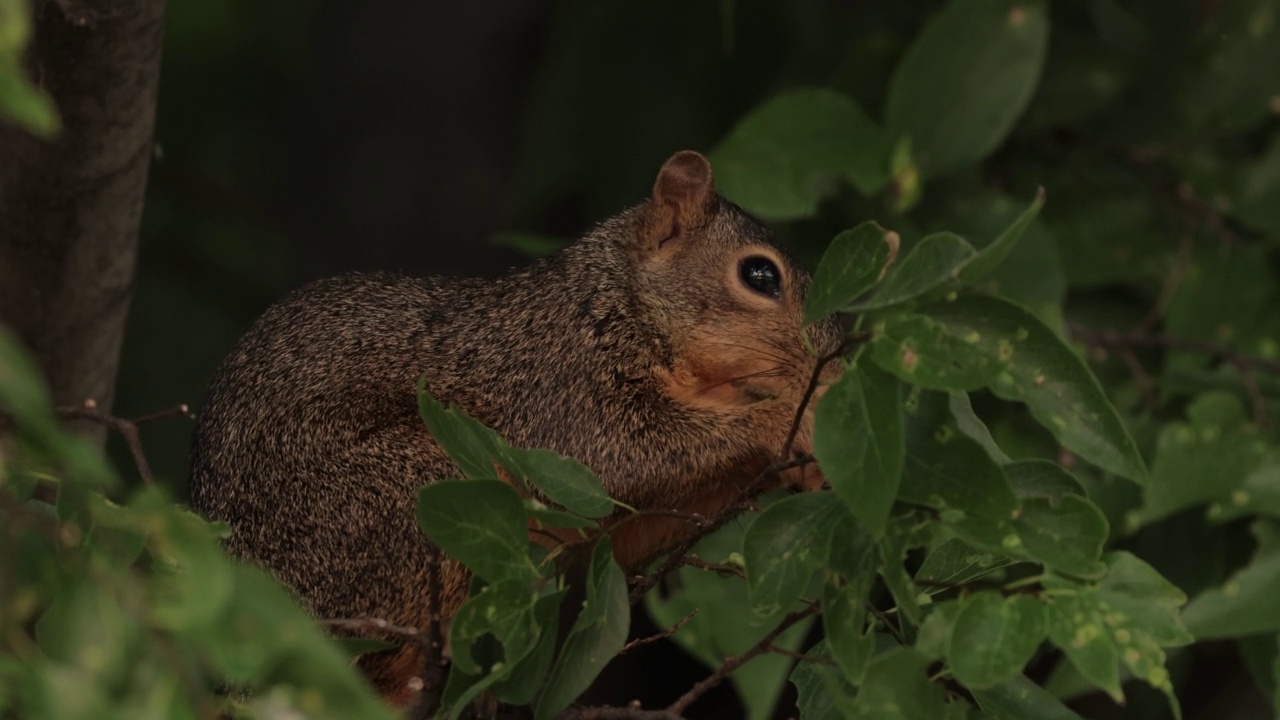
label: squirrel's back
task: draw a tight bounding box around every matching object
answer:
[188,151,841,707]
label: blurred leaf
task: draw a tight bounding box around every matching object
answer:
[745,492,842,617]
[948,592,1049,689]
[535,539,629,720]
[805,221,895,324]
[972,673,1086,719]
[923,295,1147,482]
[711,88,892,220]
[814,363,905,535]
[1232,130,1280,237]
[1183,520,1280,639]
[852,232,977,312]
[1141,392,1267,523]
[417,480,536,583]
[849,648,953,718]
[490,232,567,258]
[0,0,60,137]
[1180,0,1280,131]
[885,0,1048,176]
[956,187,1046,286]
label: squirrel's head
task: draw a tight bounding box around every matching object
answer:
[631,151,844,489]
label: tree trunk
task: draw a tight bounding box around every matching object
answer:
[0,0,166,445]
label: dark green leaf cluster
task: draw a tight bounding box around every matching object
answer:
[0,328,395,720]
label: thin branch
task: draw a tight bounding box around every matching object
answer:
[665,603,821,716]
[557,705,683,720]
[52,400,193,486]
[408,545,448,719]
[678,556,746,579]
[619,610,698,655]
[1070,324,1279,427]
[779,335,865,462]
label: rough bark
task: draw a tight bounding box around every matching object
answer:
[0,0,166,445]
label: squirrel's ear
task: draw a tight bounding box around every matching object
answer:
[647,151,715,248]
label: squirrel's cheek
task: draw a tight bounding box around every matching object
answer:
[780,460,827,493]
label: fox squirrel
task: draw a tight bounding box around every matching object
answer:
[188,151,842,706]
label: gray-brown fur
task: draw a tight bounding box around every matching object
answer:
[188,151,841,704]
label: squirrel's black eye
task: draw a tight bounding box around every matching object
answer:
[739,256,782,299]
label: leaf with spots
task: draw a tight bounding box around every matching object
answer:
[805,222,897,324]
[1044,552,1193,710]
[870,312,1008,391]
[710,88,892,221]
[899,419,1019,521]
[1183,519,1280,639]
[1140,392,1270,525]
[916,538,1021,588]
[851,232,977,312]
[948,591,1049,689]
[848,648,955,718]
[813,362,904,536]
[918,294,1147,482]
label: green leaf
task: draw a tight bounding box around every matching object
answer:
[711,88,892,220]
[417,480,535,583]
[1014,495,1108,578]
[916,600,962,659]
[916,538,1020,588]
[504,449,613,519]
[822,520,877,684]
[1183,520,1280,639]
[805,222,896,324]
[885,0,1048,176]
[814,363,905,536]
[448,578,542,676]
[900,422,1019,521]
[956,187,1047,286]
[492,590,567,705]
[948,591,1049,689]
[922,295,1147,482]
[849,648,952,718]
[972,674,1086,720]
[870,313,1007,391]
[790,641,858,720]
[417,382,507,480]
[949,392,1013,464]
[879,522,924,626]
[1044,552,1192,705]
[852,232,977,312]
[647,522,812,720]
[1005,460,1085,507]
[535,538,629,720]
[744,492,843,617]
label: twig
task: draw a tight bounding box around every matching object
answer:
[408,545,448,719]
[1069,324,1279,426]
[556,704,683,720]
[53,400,193,486]
[779,336,864,462]
[1115,345,1158,414]
[619,610,698,655]
[320,616,424,639]
[665,603,821,716]
[678,556,745,579]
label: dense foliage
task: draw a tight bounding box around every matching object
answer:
[3,0,1280,718]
